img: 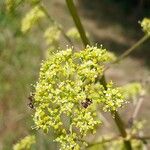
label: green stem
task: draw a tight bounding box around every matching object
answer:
[113,111,132,150]
[100,76,132,150]
[66,0,90,47]
[113,111,127,137]
[65,0,132,150]
[104,34,150,72]
[115,34,149,63]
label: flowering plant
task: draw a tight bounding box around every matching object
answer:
[7,0,149,149]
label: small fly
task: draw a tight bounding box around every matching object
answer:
[28,92,35,109]
[81,98,92,108]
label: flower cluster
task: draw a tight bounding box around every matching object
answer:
[21,6,45,33]
[102,82,125,112]
[33,46,126,149]
[141,18,150,35]
[13,135,35,150]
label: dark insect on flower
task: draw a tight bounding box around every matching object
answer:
[28,92,35,109]
[81,98,92,108]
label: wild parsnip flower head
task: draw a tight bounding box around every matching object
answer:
[33,46,125,149]
[141,18,150,35]
[13,135,35,150]
[44,26,61,45]
[21,6,45,33]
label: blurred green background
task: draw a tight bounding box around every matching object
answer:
[0,0,150,149]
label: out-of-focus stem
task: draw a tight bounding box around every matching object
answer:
[66,0,90,47]
[113,111,132,150]
[104,34,149,74]
[115,34,149,63]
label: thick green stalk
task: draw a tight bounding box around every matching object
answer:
[113,111,132,150]
[66,0,90,47]
[65,0,132,149]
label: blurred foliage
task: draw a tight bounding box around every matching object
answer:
[21,5,45,33]
[0,2,50,150]
[13,135,35,150]
[120,82,142,100]
[44,26,60,48]
[0,1,71,149]
[87,120,146,150]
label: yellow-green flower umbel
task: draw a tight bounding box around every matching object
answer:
[33,46,125,150]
